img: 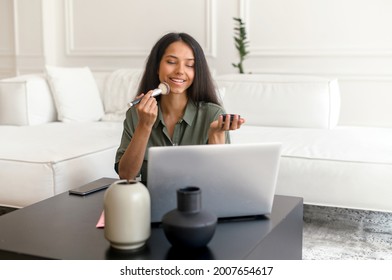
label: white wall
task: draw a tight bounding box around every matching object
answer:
[1,0,392,126]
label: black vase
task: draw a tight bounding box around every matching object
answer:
[162,186,217,248]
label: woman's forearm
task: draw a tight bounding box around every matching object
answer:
[118,124,152,180]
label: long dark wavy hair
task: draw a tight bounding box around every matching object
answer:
[138,32,220,106]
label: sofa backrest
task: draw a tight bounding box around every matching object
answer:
[215,74,341,129]
[0,68,144,125]
[2,71,366,129]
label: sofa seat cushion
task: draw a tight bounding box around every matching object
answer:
[230,125,392,211]
[0,122,123,207]
[231,125,392,164]
[1,122,122,162]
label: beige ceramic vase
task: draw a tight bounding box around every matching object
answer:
[104,180,151,250]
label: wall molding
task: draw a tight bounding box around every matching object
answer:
[12,0,19,56]
[0,0,13,55]
[248,48,392,57]
[240,0,392,58]
[65,0,216,57]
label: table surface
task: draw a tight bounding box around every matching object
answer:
[0,189,303,260]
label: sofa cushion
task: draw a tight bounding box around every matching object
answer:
[101,69,142,121]
[45,66,104,122]
[215,74,341,129]
[230,125,392,164]
[0,74,57,125]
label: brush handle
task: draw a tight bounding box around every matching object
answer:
[128,82,170,108]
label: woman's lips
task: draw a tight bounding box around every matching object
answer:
[170,78,186,85]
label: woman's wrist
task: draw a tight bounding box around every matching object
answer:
[135,122,154,137]
[208,130,225,144]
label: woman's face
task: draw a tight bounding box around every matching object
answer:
[158,41,195,95]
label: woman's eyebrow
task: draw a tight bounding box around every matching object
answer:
[165,54,194,61]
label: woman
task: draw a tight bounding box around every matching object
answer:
[115,32,245,182]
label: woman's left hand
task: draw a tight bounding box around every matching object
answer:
[208,114,245,144]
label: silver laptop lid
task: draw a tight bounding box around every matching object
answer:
[147,142,282,222]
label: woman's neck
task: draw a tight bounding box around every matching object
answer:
[160,94,188,120]
[160,94,188,139]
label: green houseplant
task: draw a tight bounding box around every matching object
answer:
[232,17,250,74]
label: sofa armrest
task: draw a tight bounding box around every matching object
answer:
[0,74,57,125]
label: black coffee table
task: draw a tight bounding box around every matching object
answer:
[0,186,303,260]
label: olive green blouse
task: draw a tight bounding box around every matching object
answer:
[115,100,230,183]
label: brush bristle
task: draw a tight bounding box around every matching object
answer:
[158,82,170,95]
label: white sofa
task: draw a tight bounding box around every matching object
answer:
[1,68,391,213]
[0,68,141,208]
[216,74,392,213]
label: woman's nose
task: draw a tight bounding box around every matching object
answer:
[175,63,185,75]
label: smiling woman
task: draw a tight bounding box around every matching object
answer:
[114,32,246,183]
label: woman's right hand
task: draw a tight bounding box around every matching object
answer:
[135,91,158,128]
[119,91,158,180]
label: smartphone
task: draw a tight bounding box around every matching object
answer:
[220,114,241,125]
[69,177,117,196]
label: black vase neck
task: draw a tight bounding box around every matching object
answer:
[177,186,201,213]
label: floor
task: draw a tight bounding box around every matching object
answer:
[302,204,392,260]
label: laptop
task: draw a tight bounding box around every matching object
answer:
[147,142,282,222]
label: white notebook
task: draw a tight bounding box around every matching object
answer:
[147,143,282,222]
